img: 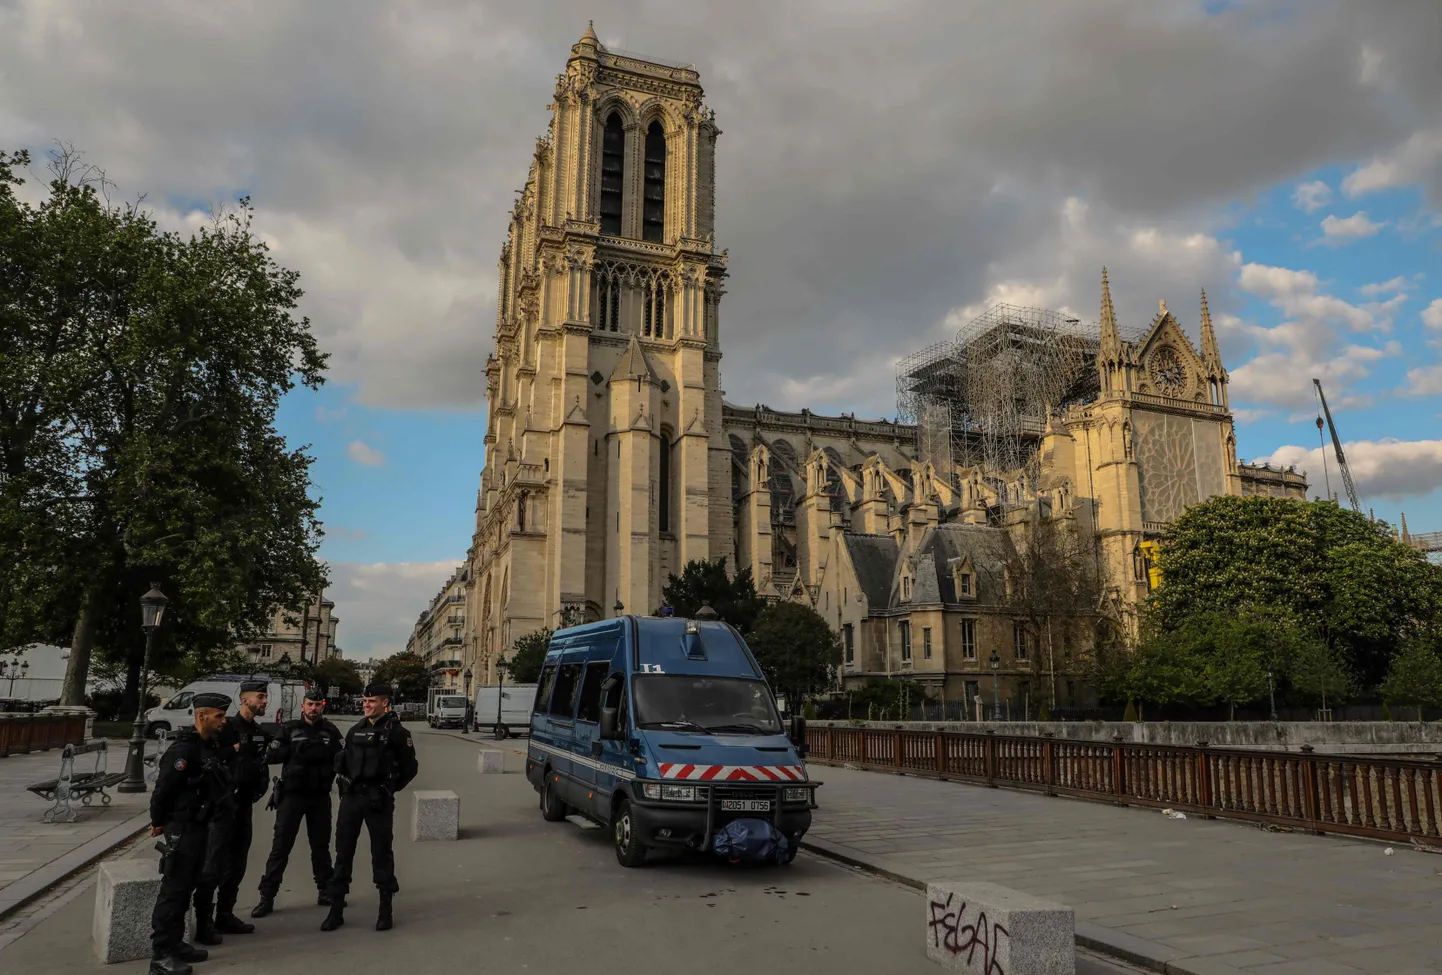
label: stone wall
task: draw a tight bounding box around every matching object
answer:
[812,719,1442,755]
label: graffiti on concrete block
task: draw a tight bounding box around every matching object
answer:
[928,891,1008,975]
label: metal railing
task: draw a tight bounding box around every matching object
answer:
[806,726,1442,847]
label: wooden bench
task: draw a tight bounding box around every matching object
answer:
[26,740,127,823]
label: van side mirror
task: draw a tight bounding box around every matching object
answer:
[788,715,807,749]
[600,707,619,740]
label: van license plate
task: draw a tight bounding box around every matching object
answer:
[721,799,771,812]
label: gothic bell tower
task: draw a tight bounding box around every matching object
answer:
[469,26,731,659]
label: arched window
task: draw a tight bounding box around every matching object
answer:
[600,113,625,237]
[642,120,666,242]
[659,432,672,534]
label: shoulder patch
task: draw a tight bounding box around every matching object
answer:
[407,739,414,748]
[174,759,187,771]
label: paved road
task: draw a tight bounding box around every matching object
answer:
[805,762,1442,975]
[1,727,1140,973]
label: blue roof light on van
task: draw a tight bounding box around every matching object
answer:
[682,618,706,660]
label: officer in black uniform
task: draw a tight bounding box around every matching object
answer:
[148,692,232,975]
[196,679,271,936]
[321,682,418,933]
[252,687,343,916]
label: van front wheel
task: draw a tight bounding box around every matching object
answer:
[540,773,568,822]
[612,798,648,868]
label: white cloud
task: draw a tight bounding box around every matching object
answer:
[326,560,462,659]
[315,406,348,424]
[1238,263,1377,332]
[1404,364,1442,396]
[1259,439,1442,501]
[1359,276,1409,297]
[346,440,386,467]
[1343,129,1442,198]
[1292,180,1331,213]
[1423,298,1442,332]
[1320,211,1385,243]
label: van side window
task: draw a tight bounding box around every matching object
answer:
[575,662,609,723]
[166,691,194,711]
[534,664,558,713]
[549,662,583,718]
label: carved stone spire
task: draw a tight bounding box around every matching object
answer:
[1199,288,1225,377]
[1099,266,1121,361]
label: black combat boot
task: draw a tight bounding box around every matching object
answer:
[148,954,194,975]
[320,900,345,931]
[376,890,393,931]
[316,886,332,906]
[250,895,274,918]
[193,916,223,947]
[214,911,256,934]
[175,942,208,963]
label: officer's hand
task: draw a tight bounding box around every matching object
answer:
[150,825,164,837]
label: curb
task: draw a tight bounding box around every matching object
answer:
[798,835,1235,975]
[0,809,152,921]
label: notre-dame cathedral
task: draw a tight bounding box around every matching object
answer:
[450,26,1306,712]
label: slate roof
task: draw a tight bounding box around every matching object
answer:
[896,523,1017,608]
[610,332,659,384]
[841,533,899,608]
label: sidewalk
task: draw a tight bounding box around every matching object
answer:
[0,743,154,919]
[801,763,1442,975]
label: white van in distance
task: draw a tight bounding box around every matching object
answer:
[474,683,537,740]
[144,675,307,737]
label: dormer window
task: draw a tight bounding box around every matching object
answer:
[959,572,972,596]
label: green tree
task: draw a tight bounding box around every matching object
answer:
[1378,634,1442,724]
[661,557,766,635]
[745,602,841,707]
[0,147,328,712]
[313,658,364,696]
[374,650,429,704]
[1151,495,1440,688]
[506,628,552,684]
[1286,635,1353,717]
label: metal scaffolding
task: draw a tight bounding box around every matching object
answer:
[899,303,1134,480]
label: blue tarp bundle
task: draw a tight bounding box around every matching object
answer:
[711,818,791,864]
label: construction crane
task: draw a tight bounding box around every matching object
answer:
[1312,379,1360,512]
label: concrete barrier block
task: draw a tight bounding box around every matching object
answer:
[410,790,460,841]
[477,749,505,774]
[925,881,1074,975]
[93,860,194,963]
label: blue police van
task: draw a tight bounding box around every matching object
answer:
[525,613,818,866]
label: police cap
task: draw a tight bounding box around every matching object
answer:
[304,687,326,702]
[193,692,231,711]
[363,682,393,699]
[238,679,268,694]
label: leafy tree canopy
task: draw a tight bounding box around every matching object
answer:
[1378,634,1442,723]
[661,557,766,635]
[373,650,428,704]
[746,602,842,704]
[506,628,552,684]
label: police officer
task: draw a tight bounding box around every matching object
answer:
[321,682,418,933]
[251,687,343,916]
[196,679,271,936]
[148,693,231,975]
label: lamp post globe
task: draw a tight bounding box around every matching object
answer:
[989,650,1003,722]
[119,584,168,793]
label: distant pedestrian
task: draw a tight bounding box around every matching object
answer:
[252,687,343,916]
[322,682,418,932]
[148,693,231,975]
[196,680,271,937]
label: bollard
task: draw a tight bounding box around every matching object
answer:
[477,749,505,774]
[410,790,460,841]
[93,860,194,963]
[925,880,1075,974]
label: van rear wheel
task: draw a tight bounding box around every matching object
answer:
[612,798,648,868]
[540,773,568,822]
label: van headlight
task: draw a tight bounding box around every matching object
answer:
[783,786,812,803]
[642,783,698,802]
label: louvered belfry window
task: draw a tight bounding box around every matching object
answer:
[642,120,666,242]
[600,113,624,237]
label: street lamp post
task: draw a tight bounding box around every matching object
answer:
[989,650,1003,722]
[462,667,473,735]
[494,657,508,737]
[118,584,169,794]
[3,658,29,700]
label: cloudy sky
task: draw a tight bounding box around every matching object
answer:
[4,0,1440,659]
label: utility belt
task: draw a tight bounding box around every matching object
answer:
[338,777,395,809]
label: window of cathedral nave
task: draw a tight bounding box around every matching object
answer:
[642,120,666,243]
[599,113,625,237]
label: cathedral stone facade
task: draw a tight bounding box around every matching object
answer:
[459,29,1306,705]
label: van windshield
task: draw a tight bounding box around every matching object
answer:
[632,676,782,735]
[437,698,466,708]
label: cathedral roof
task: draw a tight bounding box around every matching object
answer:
[911,524,1016,606]
[609,332,660,385]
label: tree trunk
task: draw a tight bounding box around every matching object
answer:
[60,586,100,706]
[1046,618,1057,708]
